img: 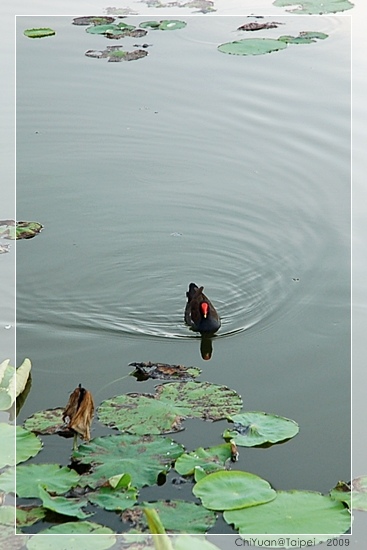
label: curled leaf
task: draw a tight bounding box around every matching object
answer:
[63,384,94,442]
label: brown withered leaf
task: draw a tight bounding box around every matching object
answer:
[129,361,201,381]
[63,384,94,442]
[237,22,284,31]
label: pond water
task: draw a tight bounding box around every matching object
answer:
[16,14,350,534]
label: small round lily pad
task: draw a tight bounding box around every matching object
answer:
[223,411,299,447]
[139,20,187,31]
[24,28,56,39]
[218,38,287,56]
[72,16,115,26]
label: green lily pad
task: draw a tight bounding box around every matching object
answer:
[224,490,351,537]
[16,221,43,239]
[86,22,136,35]
[16,426,43,464]
[218,38,287,56]
[15,463,80,498]
[72,16,115,26]
[0,467,14,493]
[273,0,354,14]
[38,485,92,519]
[88,485,138,511]
[73,434,184,489]
[193,470,276,511]
[223,412,299,447]
[16,506,46,528]
[24,28,56,38]
[139,20,187,31]
[129,361,202,381]
[299,31,329,40]
[278,35,316,44]
[0,358,31,411]
[175,443,233,478]
[329,480,351,508]
[23,407,64,435]
[352,477,367,511]
[98,381,242,435]
[122,501,216,533]
[26,521,116,547]
[0,505,15,525]
[0,423,15,468]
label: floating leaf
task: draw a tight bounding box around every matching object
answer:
[72,16,115,26]
[85,47,148,62]
[0,423,15,468]
[0,505,15,525]
[129,361,201,381]
[0,219,16,239]
[218,38,287,56]
[223,412,299,447]
[329,480,351,509]
[122,501,216,534]
[278,35,316,44]
[27,521,116,547]
[272,0,354,14]
[175,443,233,479]
[352,477,367,511]
[16,426,43,464]
[73,434,184,489]
[299,31,328,39]
[15,221,43,239]
[38,485,92,519]
[86,22,136,35]
[193,470,276,511]
[237,22,284,31]
[16,506,46,528]
[88,486,138,511]
[15,463,80,498]
[98,381,242,435]
[23,28,56,38]
[139,20,187,31]
[224,490,351,537]
[24,407,64,434]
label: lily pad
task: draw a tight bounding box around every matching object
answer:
[72,16,115,26]
[0,467,14,493]
[273,0,354,14]
[218,38,287,56]
[86,22,136,35]
[237,22,283,31]
[122,501,216,533]
[15,463,80,498]
[38,485,92,519]
[0,505,15,525]
[193,470,276,511]
[278,35,316,44]
[129,361,201,381]
[0,220,43,240]
[139,20,187,31]
[88,485,138,511]
[85,47,148,62]
[175,443,233,478]
[223,412,299,447]
[73,434,184,489]
[23,407,64,435]
[98,381,242,435]
[16,426,43,464]
[27,521,116,547]
[224,490,351,537]
[0,423,15,468]
[16,506,46,528]
[23,28,56,38]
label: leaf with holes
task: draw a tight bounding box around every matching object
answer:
[98,381,242,435]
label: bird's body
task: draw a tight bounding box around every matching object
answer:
[184,283,221,334]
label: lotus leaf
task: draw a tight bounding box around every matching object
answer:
[16,221,43,239]
[15,463,80,498]
[175,443,233,478]
[16,506,46,528]
[16,426,43,464]
[23,407,64,434]
[351,476,367,511]
[0,423,15,468]
[129,361,201,381]
[73,434,184,489]
[24,28,56,38]
[86,22,136,35]
[38,485,92,519]
[122,500,216,533]
[72,16,115,26]
[218,38,287,56]
[98,381,242,435]
[0,467,14,493]
[193,470,276,511]
[278,35,316,44]
[0,505,15,525]
[88,486,138,511]
[27,521,116,547]
[223,411,299,447]
[224,490,351,537]
[0,358,31,411]
[85,47,148,62]
[139,20,187,31]
[273,0,354,14]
